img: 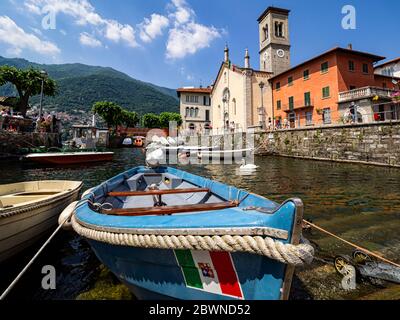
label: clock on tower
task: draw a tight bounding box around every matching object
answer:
[258,7,291,75]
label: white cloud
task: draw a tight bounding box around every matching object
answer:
[139,14,169,43]
[104,21,136,47]
[21,0,223,58]
[30,26,43,35]
[166,0,222,59]
[24,0,138,47]
[79,32,102,47]
[60,29,67,35]
[24,2,42,14]
[0,15,60,56]
[167,22,220,59]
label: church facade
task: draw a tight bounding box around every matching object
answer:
[178,6,400,134]
[210,7,291,133]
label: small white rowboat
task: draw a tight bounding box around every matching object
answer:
[0,180,82,263]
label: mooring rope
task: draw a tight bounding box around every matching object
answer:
[0,208,75,300]
[303,220,400,268]
[71,215,314,266]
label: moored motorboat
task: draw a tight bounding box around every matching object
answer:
[122,138,133,146]
[0,180,82,263]
[24,151,114,165]
[69,166,314,300]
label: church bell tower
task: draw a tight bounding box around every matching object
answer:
[258,7,291,75]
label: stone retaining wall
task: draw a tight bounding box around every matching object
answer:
[0,130,61,156]
[184,121,400,167]
[255,121,400,167]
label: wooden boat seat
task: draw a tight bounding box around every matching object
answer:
[108,188,210,197]
[102,201,239,216]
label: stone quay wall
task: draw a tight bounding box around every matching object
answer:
[0,130,61,157]
[184,121,400,167]
[255,121,400,167]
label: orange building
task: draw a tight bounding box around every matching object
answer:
[269,47,400,128]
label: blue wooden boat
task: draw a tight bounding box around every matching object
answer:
[70,166,314,300]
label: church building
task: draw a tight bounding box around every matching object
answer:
[210,7,291,133]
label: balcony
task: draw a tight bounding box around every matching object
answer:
[338,86,396,103]
[282,98,314,113]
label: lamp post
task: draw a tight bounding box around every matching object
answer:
[350,101,358,123]
[259,81,265,129]
[38,70,48,124]
[222,96,227,132]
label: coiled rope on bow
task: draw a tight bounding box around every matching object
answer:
[71,215,314,266]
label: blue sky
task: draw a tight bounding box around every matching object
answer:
[0,0,399,89]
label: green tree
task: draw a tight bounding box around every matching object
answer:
[142,113,161,128]
[92,101,123,130]
[159,112,183,128]
[0,66,57,116]
[169,112,183,126]
[121,110,140,128]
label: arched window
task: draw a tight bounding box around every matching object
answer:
[275,22,284,38]
[194,108,199,117]
[222,88,230,102]
[232,98,236,115]
[185,107,189,117]
[263,24,268,41]
[190,107,194,117]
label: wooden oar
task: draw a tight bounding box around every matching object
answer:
[103,201,239,216]
[108,188,210,197]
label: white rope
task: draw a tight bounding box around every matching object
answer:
[71,215,314,266]
[0,209,75,300]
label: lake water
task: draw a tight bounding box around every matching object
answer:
[1,148,399,300]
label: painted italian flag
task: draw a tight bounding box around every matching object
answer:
[174,250,244,299]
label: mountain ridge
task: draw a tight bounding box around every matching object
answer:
[0,56,179,115]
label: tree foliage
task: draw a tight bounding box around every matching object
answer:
[92,101,123,129]
[121,110,140,128]
[0,66,56,116]
[142,113,161,128]
[159,112,183,128]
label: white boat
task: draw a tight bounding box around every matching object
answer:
[122,138,133,146]
[0,180,82,263]
[198,148,254,160]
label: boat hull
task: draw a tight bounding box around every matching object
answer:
[0,181,82,263]
[25,152,114,165]
[87,240,289,300]
[73,166,306,300]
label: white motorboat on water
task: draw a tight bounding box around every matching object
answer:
[0,180,82,263]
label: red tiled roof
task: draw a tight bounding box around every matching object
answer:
[176,87,211,94]
[269,47,386,81]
